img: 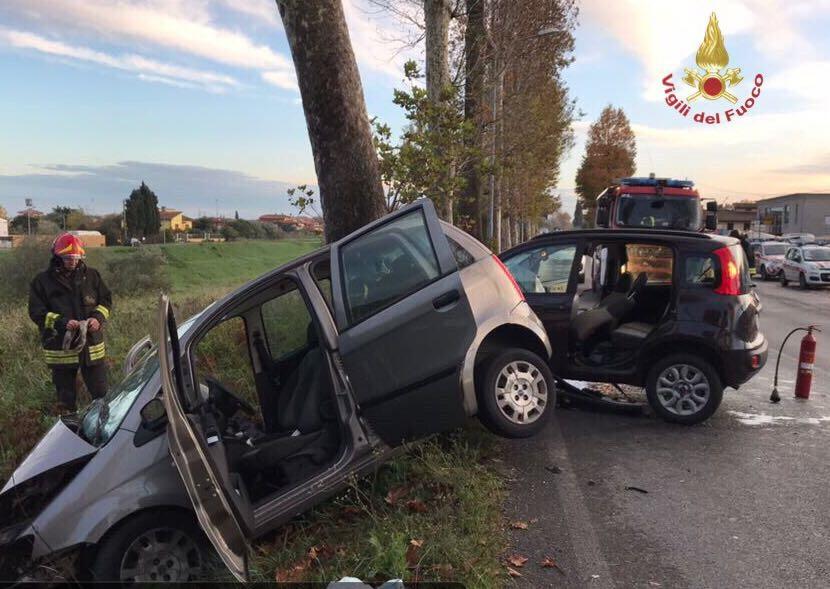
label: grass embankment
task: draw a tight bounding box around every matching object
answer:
[0,238,508,587]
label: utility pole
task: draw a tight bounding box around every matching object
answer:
[25,198,32,236]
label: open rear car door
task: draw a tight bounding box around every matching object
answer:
[157,295,251,582]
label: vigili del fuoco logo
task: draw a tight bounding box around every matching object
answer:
[662,12,763,124]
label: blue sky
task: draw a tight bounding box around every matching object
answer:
[0,0,829,220]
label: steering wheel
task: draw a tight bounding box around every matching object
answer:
[204,377,256,416]
[627,272,648,302]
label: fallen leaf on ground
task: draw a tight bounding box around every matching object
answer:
[510,520,529,529]
[384,485,410,506]
[506,554,529,567]
[406,499,428,513]
[540,556,564,573]
[507,567,523,577]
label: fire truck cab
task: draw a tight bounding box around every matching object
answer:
[595,176,717,232]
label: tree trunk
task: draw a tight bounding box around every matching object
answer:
[276,0,386,243]
[460,0,485,237]
[424,0,453,222]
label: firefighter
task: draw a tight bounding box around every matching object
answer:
[28,233,112,412]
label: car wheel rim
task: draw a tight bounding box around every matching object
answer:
[495,360,548,425]
[120,527,203,582]
[655,364,710,416]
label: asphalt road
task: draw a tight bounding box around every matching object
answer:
[503,280,830,588]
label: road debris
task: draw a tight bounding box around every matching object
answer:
[625,486,649,494]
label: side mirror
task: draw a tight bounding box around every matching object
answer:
[706,201,718,212]
[140,398,167,430]
[705,212,718,231]
[577,272,585,283]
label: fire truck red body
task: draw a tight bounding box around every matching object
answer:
[594,176,716,232]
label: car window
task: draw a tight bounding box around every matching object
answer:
[193,316,259,413]
[803,247,830,261]
[763,243,787,256]
[340,209,441,325]
[312,259,334,310]
[261,285,315,359]
[684,254,717,286]
[503,244,577,294]
[446,235,475,269]
[625,244,674,284]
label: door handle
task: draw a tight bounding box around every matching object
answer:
[433,289,460,309]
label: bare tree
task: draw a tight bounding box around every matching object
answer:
[276,0,386,243]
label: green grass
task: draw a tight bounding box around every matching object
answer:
[0,237,509,587]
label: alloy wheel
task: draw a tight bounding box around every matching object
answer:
[655,364,710,416]
[119,527,203,582]
[494,360,549,424]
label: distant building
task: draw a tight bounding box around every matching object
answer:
[717,202,757,233]
[159,207,193,232]
[755,194,830,237]
[258,214,323,234]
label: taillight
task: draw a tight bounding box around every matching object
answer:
[714,246,740,295]
[493,255,525,301]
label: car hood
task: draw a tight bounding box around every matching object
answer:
[1,418,97,493]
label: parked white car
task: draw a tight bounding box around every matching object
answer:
[780,245,830,289]
[752,241,788,280]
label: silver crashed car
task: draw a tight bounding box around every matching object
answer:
[0,200,554,582]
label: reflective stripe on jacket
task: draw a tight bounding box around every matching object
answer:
[28,260,112,367]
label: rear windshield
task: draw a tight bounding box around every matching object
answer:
[803,247,830,261]
[762,243,787,256]
[616,195,701,230]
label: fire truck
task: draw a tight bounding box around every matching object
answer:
[594,175,717,232]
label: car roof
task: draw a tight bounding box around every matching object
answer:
[528,228,732,245]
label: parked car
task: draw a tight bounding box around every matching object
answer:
[0,200,555,583]
[782,233,816,245]
[779,244,830,288]
[752,240,788,280]
[500,229,767,426]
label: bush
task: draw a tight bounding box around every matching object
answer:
[0,238,52,302]
[102,248,171,296]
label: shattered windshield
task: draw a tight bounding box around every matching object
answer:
[616,195,701,230]
[78,310,206,446]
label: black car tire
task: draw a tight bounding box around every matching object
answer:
[759,265,768,280]
[780,272,789,287]
[89,510,214,582]
[478,348,555,438]
[646,354,723,425]
[799,273,809,289]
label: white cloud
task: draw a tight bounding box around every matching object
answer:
[1,28,240,92]
[262,70,298,91]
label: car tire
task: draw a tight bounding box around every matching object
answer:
[89,510,214,582]
[780,272,789,287]
[799,272,809,289]
[646,354,723,425]
[478,348,555,438]
[759,265,768,281]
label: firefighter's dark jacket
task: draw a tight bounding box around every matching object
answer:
[28,259,112,367]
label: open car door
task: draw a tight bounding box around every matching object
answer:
[329,199,476,445]
[157,295,251,582]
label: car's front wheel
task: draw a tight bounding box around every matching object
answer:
[646,354,723,425]
[478,348,555,438]
[799,272,809,289]
[759,265,768,280]
[780,272,789,287]
[89,510,213,582]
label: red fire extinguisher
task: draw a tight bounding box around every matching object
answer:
[795,327,817,399]
[770,325,821,403]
